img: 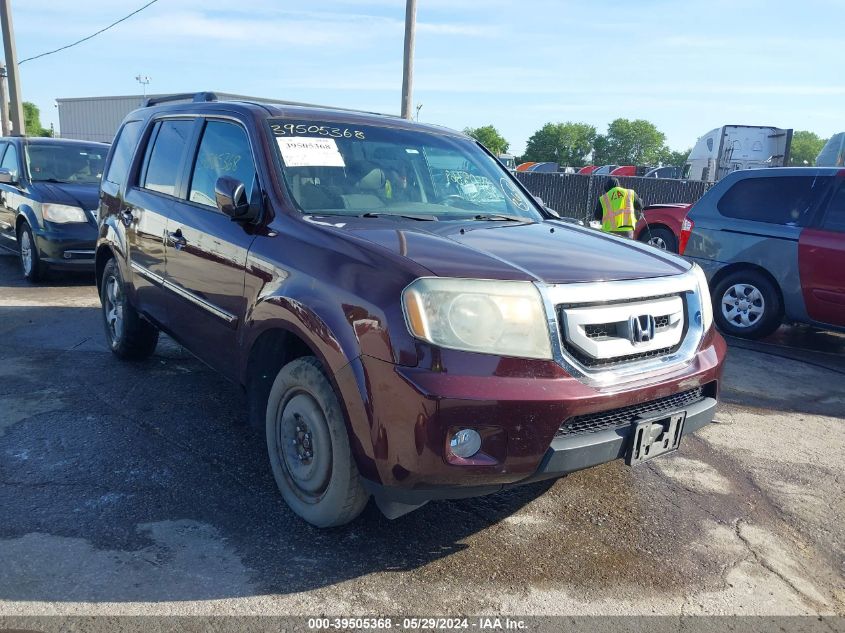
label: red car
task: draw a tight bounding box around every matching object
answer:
[634,203,694,254]
[609,165,637,177]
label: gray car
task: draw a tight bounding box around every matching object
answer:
[684,167,845,339]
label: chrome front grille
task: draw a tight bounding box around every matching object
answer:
[541,270,706,387]
[556,295,686,369]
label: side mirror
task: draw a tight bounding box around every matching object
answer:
[0,168,17,185]
[215,176,256,222]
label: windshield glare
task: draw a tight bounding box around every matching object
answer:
[270,119,542,221]
[26,144,106,184]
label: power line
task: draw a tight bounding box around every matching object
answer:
[19,0,160,65]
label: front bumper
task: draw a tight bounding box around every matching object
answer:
[524,394,716,483]
[33,221,97,270]
[363,395,718,509]
[339,329,727,506]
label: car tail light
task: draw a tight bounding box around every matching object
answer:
[679,216,694,255]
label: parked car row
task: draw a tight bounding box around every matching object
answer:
[0,93,728,527]
[514,164,682,178]
[578,165,681,178]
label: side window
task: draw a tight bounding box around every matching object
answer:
[141,119,194,197]
[820,183,845,233]
[1,144,19,179]
[717,176,831,226]
[188,120,256,208]
[104,120,142,186]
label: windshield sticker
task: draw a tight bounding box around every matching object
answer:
[445,170,502,203]
[277,137,346,168]
[499,177,530,211]
[272,123,365,140]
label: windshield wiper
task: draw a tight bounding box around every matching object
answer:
[360,212,437,222]
[470,214,534,223]
[34,178,73,184]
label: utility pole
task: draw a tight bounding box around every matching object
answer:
[400,0,417,119]
[0,0,24,136]
[0,62,9,136]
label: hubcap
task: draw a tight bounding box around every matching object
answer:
[648,236,668,250]
[721,283,765,329]
[276,391,331,498]
[104,275,125,344]
[20,230,32,276]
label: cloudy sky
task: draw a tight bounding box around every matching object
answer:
[12,0,845,154]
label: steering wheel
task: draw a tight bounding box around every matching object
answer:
[439,195,484,210]
[440,195,466,206]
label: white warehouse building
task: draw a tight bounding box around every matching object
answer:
[56,92,282,143]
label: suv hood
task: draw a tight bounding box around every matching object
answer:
[31,181,100,211]
[314,217,690,284]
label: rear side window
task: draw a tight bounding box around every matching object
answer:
[188,120,256,208]
[141,119,194,197]
[1,144,19,179]
[717,176,830,226]
[104,120,142,186]
[821,183,845,233]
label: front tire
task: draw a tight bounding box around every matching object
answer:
[713,269,782,340]
[100,259,159,359]
[266,357,368,528]
[18,222,46,282]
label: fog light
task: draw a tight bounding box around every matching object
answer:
[449,429,482,458]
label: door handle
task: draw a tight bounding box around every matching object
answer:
[166,229,187,250]
[120,209,134,227]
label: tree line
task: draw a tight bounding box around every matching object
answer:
[11,105,833,165]
[465,121,829,168]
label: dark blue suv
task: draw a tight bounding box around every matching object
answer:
[0,137,108,282]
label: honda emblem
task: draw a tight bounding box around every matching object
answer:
[629,314,656,344]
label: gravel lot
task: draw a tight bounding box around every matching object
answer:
[0,250,843,617]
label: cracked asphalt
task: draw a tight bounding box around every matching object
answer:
[0,250,843,617]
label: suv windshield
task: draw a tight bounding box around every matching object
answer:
[25,143,106,184]
[270,119,542,221]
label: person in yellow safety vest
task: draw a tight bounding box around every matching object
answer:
[593,177,644,239]
[385,165,412,202]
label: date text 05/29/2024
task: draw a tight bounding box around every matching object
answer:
[306,617,527,630]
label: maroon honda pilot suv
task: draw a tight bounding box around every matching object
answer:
[95,93,726,527]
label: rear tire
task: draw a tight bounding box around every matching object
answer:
[18,222,47,283]
[713,269,782,340]
[265,356,368,528]
[640,226,678,253]
[100,258,159,360]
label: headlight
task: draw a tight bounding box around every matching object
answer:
[402,278,553,359]
[690,263,714,332]
[41,203,88,224]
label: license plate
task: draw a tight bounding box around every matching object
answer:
[626,412,686,466]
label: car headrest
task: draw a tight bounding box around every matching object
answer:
[356,168,385,191]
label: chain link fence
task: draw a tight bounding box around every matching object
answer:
[515,173,712,223]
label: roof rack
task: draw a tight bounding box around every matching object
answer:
[143,92,218,107]
[140,90,402,120]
